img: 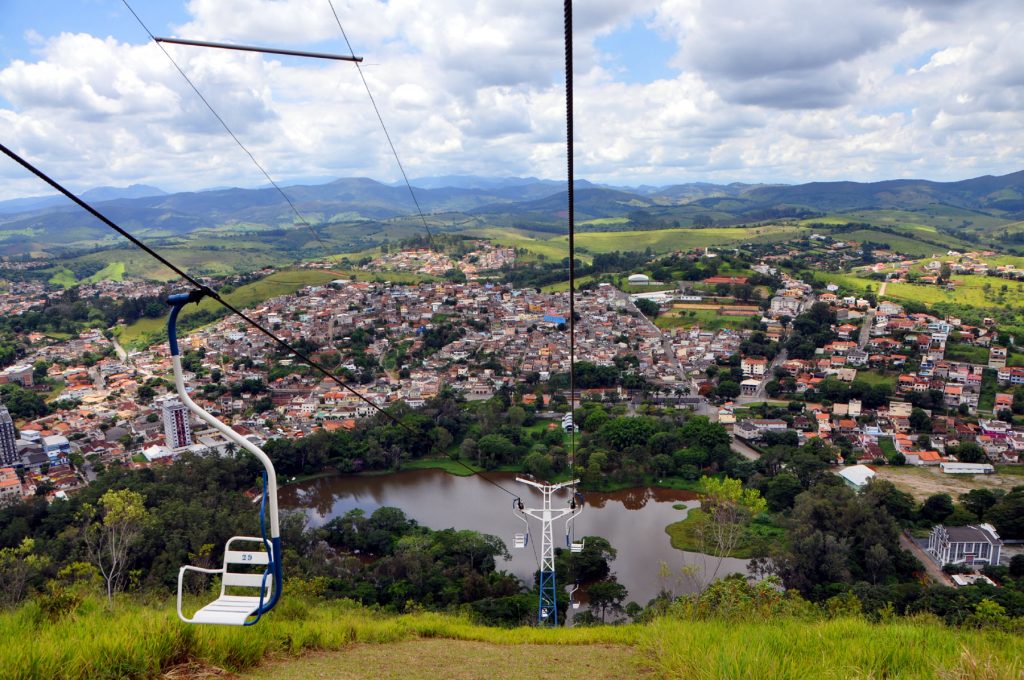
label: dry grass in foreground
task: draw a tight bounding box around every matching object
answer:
[243,640,646,680]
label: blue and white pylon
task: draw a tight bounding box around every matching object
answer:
[514,477,582,625]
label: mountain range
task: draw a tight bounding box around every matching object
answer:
[3,171,1024,257]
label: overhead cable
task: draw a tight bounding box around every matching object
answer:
[564,0,578,498]
[121,0,335,259]
[327,0,434,247]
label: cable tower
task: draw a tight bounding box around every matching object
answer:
[512,477,583,625]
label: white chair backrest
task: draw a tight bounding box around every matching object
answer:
[221,537,272,595]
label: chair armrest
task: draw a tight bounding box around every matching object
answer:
[181,565,224,574]
[178,565,224,623]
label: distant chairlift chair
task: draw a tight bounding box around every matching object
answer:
[565,492,585,553]
[166,291,283,626]
[512,497,530,549]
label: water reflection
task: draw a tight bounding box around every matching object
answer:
[279,469,747,605]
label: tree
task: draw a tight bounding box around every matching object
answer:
[695,476,767,583]
[919,493,954,524]
[909,408,932,433]
[986,487,1024,539]
[948,441,987,464]
[522,451,553,480]
[960,488,998,521]
[1010,553,1024,578]
[717,380,740,400]
[586,577,628,622]
[0,538,49,606]
[762,473,802,512]
[82,489,149,606]
[634,298,659,318]
[865,543,891,585]
[0,384,49,419]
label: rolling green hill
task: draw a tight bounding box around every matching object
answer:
[6,171,1024,260]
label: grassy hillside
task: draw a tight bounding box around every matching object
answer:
[117,269,341,348]
[117,267,438,348]
[469,225,807,263]
[2,595,1020,680]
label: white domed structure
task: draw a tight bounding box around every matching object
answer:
[627,273,650,285]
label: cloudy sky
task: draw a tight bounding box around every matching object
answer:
[1,0,1022,200]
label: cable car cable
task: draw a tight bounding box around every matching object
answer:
[563,0,578,501]
[328,0,434,247]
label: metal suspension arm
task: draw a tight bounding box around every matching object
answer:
[565,492,585,548]
[167,291,282,616]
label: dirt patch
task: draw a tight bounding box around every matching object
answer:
[242,639,647,680]
[874,466,1020,501]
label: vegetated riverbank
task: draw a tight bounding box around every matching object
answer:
[665,508,786,559]
[388,455,707,493]
[1,595,1021,680]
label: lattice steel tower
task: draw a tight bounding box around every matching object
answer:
[512,477,583,625]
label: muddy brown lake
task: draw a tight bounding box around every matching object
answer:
[279,469,749,606]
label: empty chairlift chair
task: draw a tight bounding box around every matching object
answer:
[512,497,530,549]
[177,537,274,625]
[165,291,283,626]
[565,492,585,553]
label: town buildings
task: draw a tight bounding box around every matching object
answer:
[0,405,16,466]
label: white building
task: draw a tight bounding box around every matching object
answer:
[0,406,16,466]
[838,464,875,490]
[161,398,194,450]
[927,524,1002,567]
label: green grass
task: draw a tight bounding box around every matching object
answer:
[664,509,785,559]
[470,225,807,264]
[82,261,126,284]
[47,268,78,288]
[541,275,598,293]
[979,370,998,413]
[945,343,990,365]
[852,370,897,388]
[879,437,898,457]
[63,246,288,282]
[5,594,1018,680]
[655,308,752,331]
[118,269,341,348]
[642,616,1023,680]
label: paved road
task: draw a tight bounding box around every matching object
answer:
[858,308,875,349]
[730,437,761,461]
[111,336,127,362]
[736,348,788,404]
[899,533,952,587]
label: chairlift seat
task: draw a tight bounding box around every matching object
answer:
[513,533,527,549]
[177,536,272,626]
[570,539,585,553]
[571,600,580,609]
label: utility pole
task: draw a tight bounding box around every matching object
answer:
[514,477,581,625]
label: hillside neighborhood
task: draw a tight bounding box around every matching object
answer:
[1,240,1022,582]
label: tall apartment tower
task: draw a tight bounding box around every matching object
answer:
[0,405,17,466]
[161,398,193,450]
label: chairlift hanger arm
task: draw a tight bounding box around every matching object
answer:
[154,36,363,62]
[514,477,580,492]
[167,294,282,624]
